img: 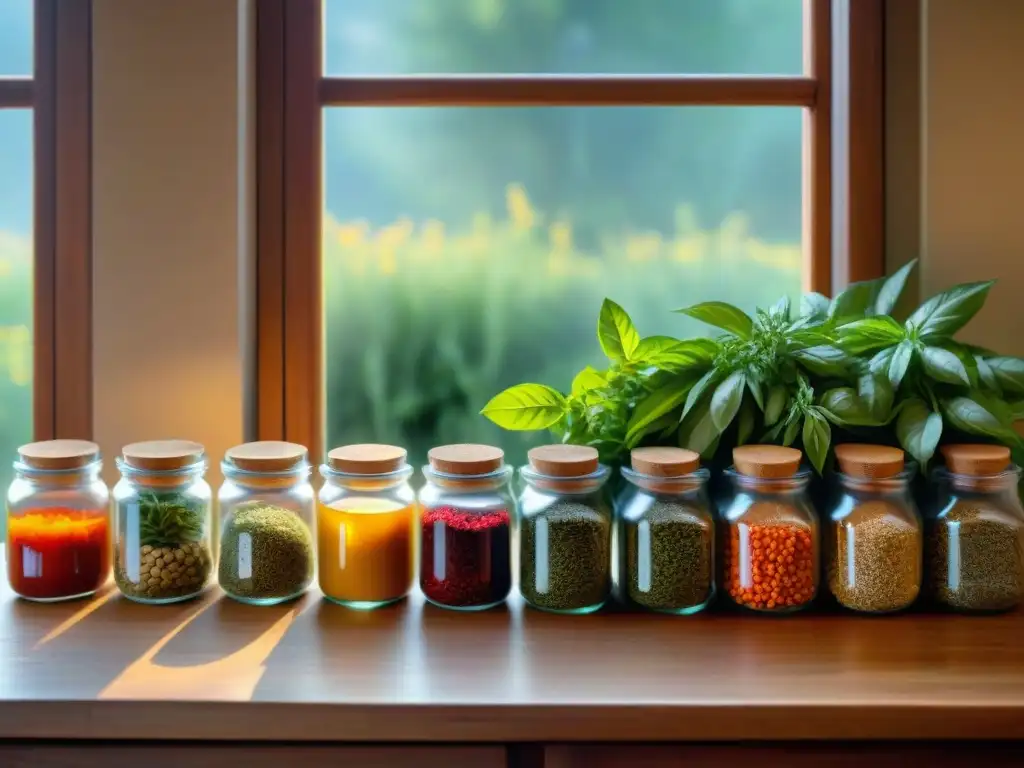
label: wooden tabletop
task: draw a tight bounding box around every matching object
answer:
[0,573,1022,743]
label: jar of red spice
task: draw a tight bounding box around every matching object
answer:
[720,445,819,613]
[418,444,513,611]
[6,440,111,601]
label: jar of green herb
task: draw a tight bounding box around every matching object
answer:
[218,441,316,605]
[617,447,714,615]
[518,445,612,614]
[113,440,213,604]
[926,444,1024,613]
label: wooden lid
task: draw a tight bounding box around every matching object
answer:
[428,444,504,476]
[527,444,599,478]
[631,447,700,477]
[122,440,205,471]
[18,440,100,470]
[328,443,407,474]
[733,445,802,479]
[226,441,307,472]
[941,444,1012,476]
[835,444,905,479]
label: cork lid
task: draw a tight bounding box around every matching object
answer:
[631,446,700,477]
[941,444,1011,476]
[328,443,407,475]
[527,444,600,478]
[226,441,307,472]
[733,445,803,479]
[18,439,100,470]
[428,444,504,476]
[835,444,905,479]
[122,440,205,471]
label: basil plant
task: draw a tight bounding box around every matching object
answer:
[482,259,1024,473]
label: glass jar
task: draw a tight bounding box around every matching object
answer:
[720,445,819,613]
[318,443,415,609]
[113,440,213,603]
[6,440,110,601]
[218,441,315,605]
[418,444,513,611]
[617,447,714,615]
[519,445,613,614]
[926,444,1024,613]
[827,444,922,613]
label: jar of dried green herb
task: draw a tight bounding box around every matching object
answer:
[218,441,316,605]
[519,445,612,614]
[617,447,714,615]
[926,444,1024,613]
[827,444,922,614]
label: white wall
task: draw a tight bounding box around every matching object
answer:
[92,0,254,487]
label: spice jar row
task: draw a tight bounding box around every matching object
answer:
[6,438,1023,615]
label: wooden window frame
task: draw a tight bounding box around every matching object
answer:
[256,0,885,461]
[0,0,93,441]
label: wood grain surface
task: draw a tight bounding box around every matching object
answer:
[0,571,1022,742]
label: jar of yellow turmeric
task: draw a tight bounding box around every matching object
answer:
[318,444,415,609]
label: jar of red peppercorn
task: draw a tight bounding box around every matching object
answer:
[418,444,513,611]
[720,445,819,613]
[6,440,111,602]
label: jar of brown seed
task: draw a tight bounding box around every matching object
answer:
[827,444,922,613]
[926,444,1024,613]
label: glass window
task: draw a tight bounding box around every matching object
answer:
[0,0,33,77]
[324,0,804,75]
[323,106,802,464]
[0,108,33,499]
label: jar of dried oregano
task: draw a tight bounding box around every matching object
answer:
[519,445,612,614]
[827,444,922,614]
[926,444,1024,613]
[617,447,714,614]
[720,445,819,614]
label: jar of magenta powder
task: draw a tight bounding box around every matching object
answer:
[418,444,513,611]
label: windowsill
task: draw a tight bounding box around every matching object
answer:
[1,568,1022,742]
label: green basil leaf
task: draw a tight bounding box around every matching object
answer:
[481,383,568,431]
[682,368,721,421]
[625,376,695,448]
[782,416,801,447]
[711,371,746,432]
[770,296,791,323]
[764,385,788,426]
[794,345,852,377]
[787,327,834,350]
[942,395,1018,442]
[820,386,878,427]
[737,399,756,446]
[674,301,754,339]
[571,367,607,396]
[874,259,918,316]
[746,375,765,411]
[597,298,641,362]
[896,398,943,466]
[921,346,972,386]
[986,356,1024,395]
[836,316,906,354]
[800,292,831,320]
[975,355,1002,395]
[1010,400,1024,421]
[905,280,995,340]
[888,339,914,389]
[858,372,894,423]
[868,346,895,376]
[829,278,884,324]
[802,410,832,474]
[679,399,722,457]
[635,337,719,372]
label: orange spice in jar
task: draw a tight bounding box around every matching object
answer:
[720,445,819,613]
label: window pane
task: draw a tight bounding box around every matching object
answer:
[324,0,803,75]
[0,109,33,508]
[323,106,802,464]
[0,0,33,76]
